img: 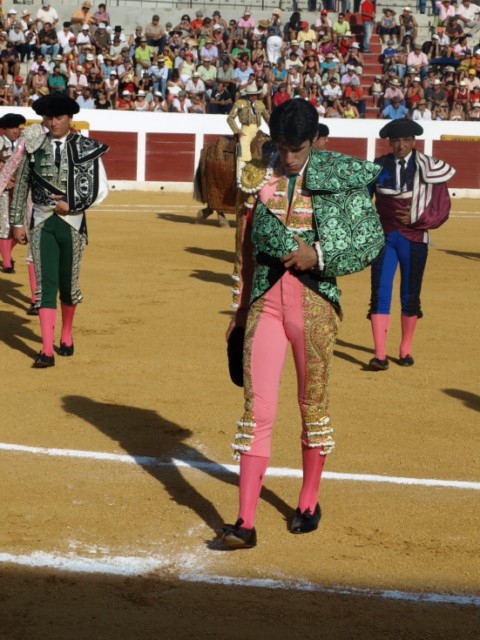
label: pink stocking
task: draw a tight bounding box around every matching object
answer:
[298,444,326,513]
[38,308,57,357]
[400,315,418,358]
[370,313,390,360]
[27,262,37,303]
[60,303,76,346]
[0,239,11,267]
[238,454,269,529]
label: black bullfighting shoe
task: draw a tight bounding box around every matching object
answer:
[369,357,389,371]
[222,518,257,549]
[398,354,414,367]
[1,260,15,274]
[290,503,321,534]
[26,303,39,316]
[58,342,74,356]
[33,352,55,368]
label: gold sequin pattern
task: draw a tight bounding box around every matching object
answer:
[231,297,265,460]
[301,288,339,455]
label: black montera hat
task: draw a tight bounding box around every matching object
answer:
[32,94,80,117]
[379,118,423,139]
[0,113,26,128]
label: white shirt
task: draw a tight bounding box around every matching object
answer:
[413,108,432,120]
[456,3,480,21]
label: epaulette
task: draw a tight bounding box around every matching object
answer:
[238,154,274,194]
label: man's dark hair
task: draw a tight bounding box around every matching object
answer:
[269,99,319,146]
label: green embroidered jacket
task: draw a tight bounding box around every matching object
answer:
[238,149,384,311]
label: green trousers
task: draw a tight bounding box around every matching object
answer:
[30,214,86,308]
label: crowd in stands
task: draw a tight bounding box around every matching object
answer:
[0,1,479,120]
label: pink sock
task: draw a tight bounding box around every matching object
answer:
[0,238,12,267]
[298,444,326,513]
[370,313,391,360]
[27,262,37,303]
[38,308,57,357]
[237,454,269,529]
[60,303,76,346]
[400,315,418,358]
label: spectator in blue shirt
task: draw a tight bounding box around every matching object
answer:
[382,96,409,119]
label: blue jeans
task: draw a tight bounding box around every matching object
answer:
[40,43,60,58]
[363,21,373,52]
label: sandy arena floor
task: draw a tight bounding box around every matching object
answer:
[0,192,478,640]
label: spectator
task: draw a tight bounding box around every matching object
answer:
[436,0,456,26]
[360,0,376,53]
[407,43,429,78]
[238,9,255,38]
[399,7,418,43]
[172,89,192,112]
[382,95,409,118]
[208,80,232,113]
[342,97,360,117]
[93,4,110,27]
[196,56,216,98]
[332,13,350,43]
[57,21,75,52]
[117,89,134,109]
[145,15,167,51]
[71,2,96,34]
[48,64,68,94]
[1,42,20,82]
[379,9,400,46]
[371,74,384,107]
[76,85,95,108]
[39,21,60,59]
[456,0,480,35]
[412,98,432,119]
[384,77,405,106]
[185,71,206,98]
[93,22,110,54]
[449,99,466,119]
[134,36,153,78]
[217,58,236,97]
[7,75,29,106]
[36,2,59,29]
[68,64,88,97]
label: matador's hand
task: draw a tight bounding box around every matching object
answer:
[280,235,318,271]
[52,194,69,215]
[12,226,28,245]
[395,203,411,225]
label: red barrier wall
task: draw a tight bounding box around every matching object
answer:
[145,133,195,182]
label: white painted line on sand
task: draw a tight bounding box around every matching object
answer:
[1,442,479,491]
[0,550,478,607]
[180,573,480,607]
[0,551,164,576]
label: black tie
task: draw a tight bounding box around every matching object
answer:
[54,141,62,169]
[399,159,406,190]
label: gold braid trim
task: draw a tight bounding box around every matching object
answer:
[231,298,264,460]
[304,414,335,455]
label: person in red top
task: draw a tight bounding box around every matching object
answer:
[273,82,291,106]
[191,10,204,31]
[360,0,375,52]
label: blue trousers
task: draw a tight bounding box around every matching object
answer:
[369,230,428,317]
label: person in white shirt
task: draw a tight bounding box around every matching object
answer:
[36,1,59,29]
[456,0,480,34]
[412,98,432,119]
[57,22,76,51]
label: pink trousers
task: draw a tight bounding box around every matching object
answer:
[233,271,339,459]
